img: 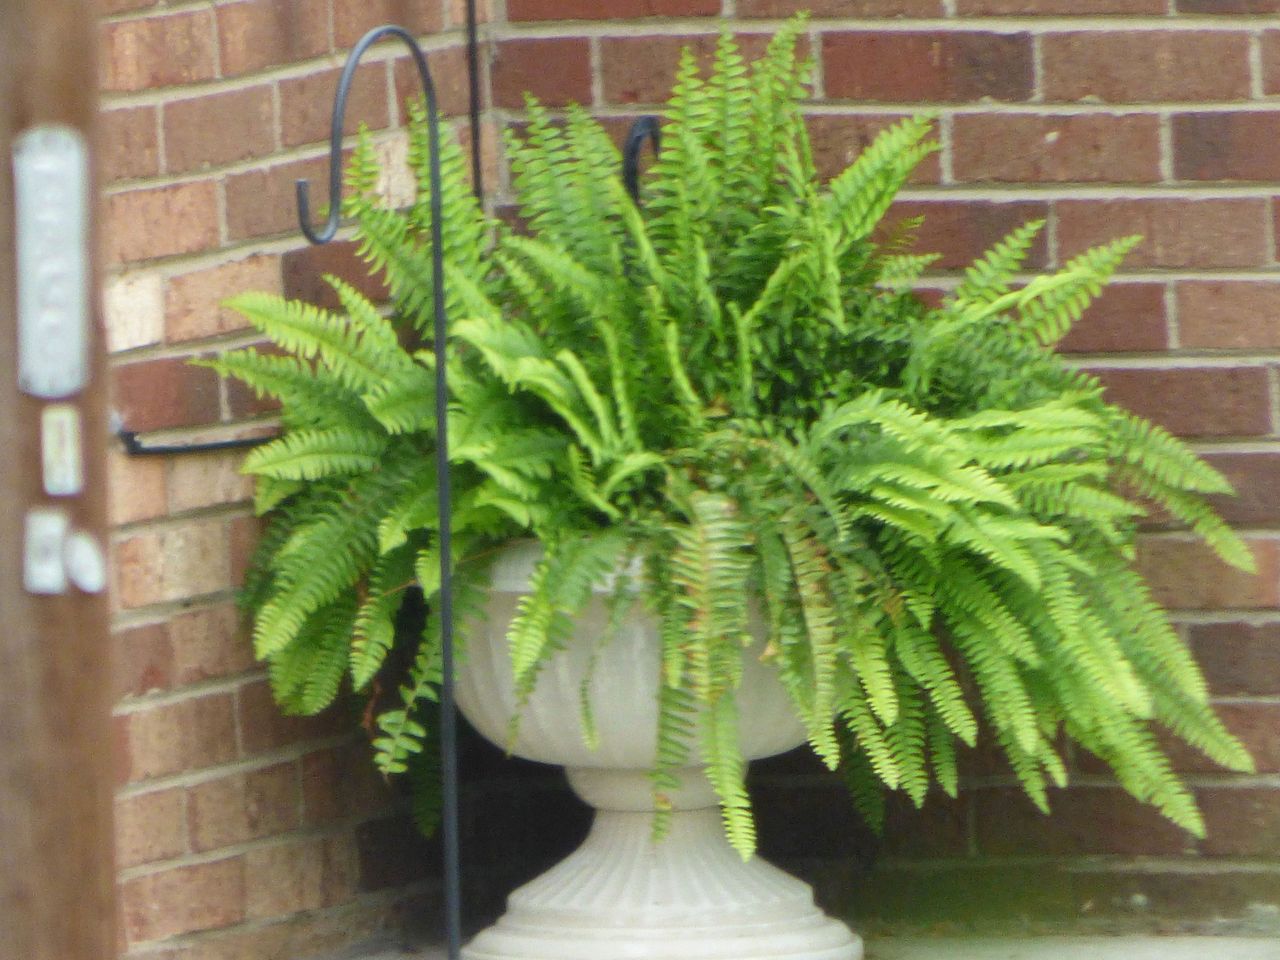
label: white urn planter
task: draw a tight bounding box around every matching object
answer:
[455,541,863,960]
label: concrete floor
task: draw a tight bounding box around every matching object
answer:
[357,937,1280,959]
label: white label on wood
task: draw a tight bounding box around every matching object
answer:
[13,125,90,399]
[41,404,84,496]
[23,509,69,595]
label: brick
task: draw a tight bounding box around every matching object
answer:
[880,200,1050,271]
[105,181,220,264]
[230,515,265,597]
[741,0,942,14]
[958,0,1161,10]
[491,37,592,109]
[301,743,395,826]
[108,448,168,526]
[394,44,471,120]
[1265,32,1280,95]
[880,792,971,859]
[166,254,282,343]
[113,623,173,702]
[1042,32,1251,104]
[1205,452,1280,527]
[448,0,494,26]
[100,10,217,93]
[281,241,388,313]
[100,107,159,183]
[601,34,711,106]
[953,114,1160,184]
[456,118,504,196]
[1188,622,1280,697]
[600,33,807,106]
[806,114,942,184]
[1164,704,1280,775]
[170,451,254,514]
[238,679,347,755]
[113,356,220,433]
[170,604,255,686]
[188,763,300,852]
[1178,281,1280,350]
[120,857,245,943]
[1136,536,1279,610]
[119,693,238,782]
[1179,0,1280,10]
[1199,788,1280,857]
[1096,366,1271,438]
[114,533,163,610]
[244,836,359,920]
[1057,199,1269,270]
[824,32,1034,104]
[227,366,282,419]
[510,0,721,17]
[280,63,390,149]
[164,86,277,174]
[216,0,331,78]
[975,787,1195,857]
[116,788,187,868]
[333,0,444,47]
[105,271,165,353]
[1057,283,1167,354]
[371,132,417,210]
[753,782,880,861]
[114,518,232,609]
[1174,114,1280,183]
[226,155,331,241]
[356,814,440,891]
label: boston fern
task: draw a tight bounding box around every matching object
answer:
[208,20,1254,858]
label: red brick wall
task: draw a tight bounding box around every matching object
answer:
[99,2,488,956]
[99,0,1280,950]
[483,0,1280,931]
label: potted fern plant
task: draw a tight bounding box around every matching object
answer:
[208,19,1254,960]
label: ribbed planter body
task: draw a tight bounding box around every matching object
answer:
[455,541,863,960]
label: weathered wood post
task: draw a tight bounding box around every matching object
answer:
[0,1,117,958]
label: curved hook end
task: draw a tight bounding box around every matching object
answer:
[296,178,336,246]
[623,115,661,204]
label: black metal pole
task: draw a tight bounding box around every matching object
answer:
[464,0,484,201]
[294,25,463,959]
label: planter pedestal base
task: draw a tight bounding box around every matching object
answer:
[462,768,862,960]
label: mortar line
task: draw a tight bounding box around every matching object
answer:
[114,733,358,803]
[1251,30,1266,101]
[589,35,604,110]
[1165,280,1181,351]
[1031,32,1045,104]
[495,17,1280,39]
[1267,364,1280,438]
[1159,110,1175,183]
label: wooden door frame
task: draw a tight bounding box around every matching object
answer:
[0,2,116,958]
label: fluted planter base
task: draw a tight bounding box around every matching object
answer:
[462,769,862,960]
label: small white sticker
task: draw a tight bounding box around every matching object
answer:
[14,125,90,399]
[41,404,84,496]
[24,509,69,595]
[64,531,107,594]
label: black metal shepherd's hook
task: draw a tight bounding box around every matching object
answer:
[297,25,463,960]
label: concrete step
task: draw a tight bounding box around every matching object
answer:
[353,936,1280,960]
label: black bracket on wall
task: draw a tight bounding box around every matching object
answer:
[114,424,271,457]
